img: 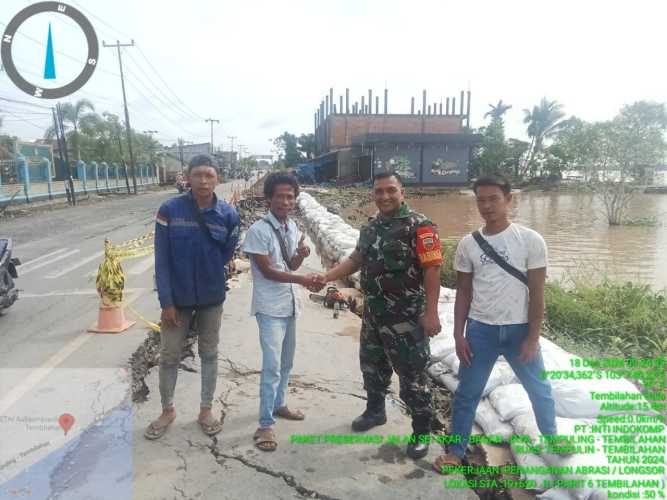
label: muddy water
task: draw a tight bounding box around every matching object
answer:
[366,192,667,290]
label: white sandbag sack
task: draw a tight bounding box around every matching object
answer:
[439,287,456,303]
[474,398,514,442]
[514,414,610,500]
[489,384,532,421]
[440,373,459,394]
[444,352,460,373]
[427,361,449,379]
[429,332,457,362]
[509,439,557,493]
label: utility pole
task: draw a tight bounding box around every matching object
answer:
[53,104,75,205]
[205,118,220,154]
[227,135,237,172]
[178,138,185,169]
[116,124,131,194]
[103,39,138,194]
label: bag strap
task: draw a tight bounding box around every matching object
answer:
[263,219,296,271]
[471,230,528,286]
[188,195,217,244]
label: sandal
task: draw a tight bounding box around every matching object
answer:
[253,427,277,452]
[144,413,176,440]
[434,453,462,475]
[198,415,223,436]
[273,406,305,420]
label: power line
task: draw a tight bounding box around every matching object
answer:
[69,0,133,41]
[122,51,201,124]
[2,109,48,131]
[135,45,204,121]
[0,20,120,78]
[103,39,138,194]
[0,96,52,110]
[123,77,201,139]
[1,53,124,109]
[63,1,203,122]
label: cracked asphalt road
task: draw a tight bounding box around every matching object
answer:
[132,267,477,500]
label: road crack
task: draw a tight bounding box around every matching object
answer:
[207,439,340,500]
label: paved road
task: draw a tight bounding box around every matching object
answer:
[0,180,242,495]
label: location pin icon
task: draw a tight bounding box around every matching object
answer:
[58,413,75,435]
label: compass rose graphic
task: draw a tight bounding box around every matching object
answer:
[1,2,99,99]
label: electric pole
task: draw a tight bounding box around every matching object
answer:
[227,135,237,170]
[205,118,220,154]
[103,39,138,194]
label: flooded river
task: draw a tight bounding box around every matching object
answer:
[369,191,667,290]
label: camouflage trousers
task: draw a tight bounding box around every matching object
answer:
[359,313,432,428]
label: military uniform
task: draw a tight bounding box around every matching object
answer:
[353,202,443,434]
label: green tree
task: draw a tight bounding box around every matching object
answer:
[44,99,97,161]
[470,99,512,178]
[522,98,567,179]
[297,133,316,160]
[596,102,666,225]
[484,99,512,121]
[273,132,303,167]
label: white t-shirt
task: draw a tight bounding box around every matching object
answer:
[454,223,547,325]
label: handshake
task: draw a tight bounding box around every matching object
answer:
[299,273,329,292]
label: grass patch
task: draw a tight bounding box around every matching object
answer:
[544,280,667,361]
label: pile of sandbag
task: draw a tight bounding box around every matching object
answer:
[297,192,667,500]
[298,192,361,286]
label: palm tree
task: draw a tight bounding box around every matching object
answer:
[521,97,567,178]
[484,100,512,121]
[43,98,96,161]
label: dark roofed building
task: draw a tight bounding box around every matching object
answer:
[304,88,482,185]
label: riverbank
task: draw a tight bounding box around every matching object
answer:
[303,187,667,411]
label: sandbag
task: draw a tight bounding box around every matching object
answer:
[489,384,532,421]
[474,398,514,442]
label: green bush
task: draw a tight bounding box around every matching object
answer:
[544,280,667,361]
[440,239,459,289]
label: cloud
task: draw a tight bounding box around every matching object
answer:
[257,119,283,129]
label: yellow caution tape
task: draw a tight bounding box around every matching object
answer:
[126,304,161,333]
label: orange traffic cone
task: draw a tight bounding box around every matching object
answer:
[88,303,136,334]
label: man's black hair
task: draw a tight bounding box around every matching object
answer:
[264,172,300,199]
[188,154,219,174]
[373,170,403,185]
[472,174,511,195]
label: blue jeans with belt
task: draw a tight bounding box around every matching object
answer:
[449,318,557,458]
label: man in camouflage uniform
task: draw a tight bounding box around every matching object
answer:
[317,171,443,459]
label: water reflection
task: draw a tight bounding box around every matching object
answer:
[397,192,666,290]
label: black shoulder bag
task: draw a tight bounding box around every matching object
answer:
[471,230,528,286]
[262,219,296,271]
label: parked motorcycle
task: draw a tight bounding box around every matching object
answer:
[0,238,20,312]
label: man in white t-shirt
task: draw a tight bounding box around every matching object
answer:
[435,174,564,473]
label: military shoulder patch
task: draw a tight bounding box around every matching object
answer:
[416,225,443,266]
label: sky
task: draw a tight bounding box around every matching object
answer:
[1,0,666,157]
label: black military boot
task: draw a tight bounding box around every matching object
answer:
[351,393,387,432]
[406,416,431,459]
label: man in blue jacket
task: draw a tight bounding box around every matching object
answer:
[145,154,240,440]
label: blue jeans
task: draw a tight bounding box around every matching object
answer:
[449,318,557,458]
[256,313,296,428]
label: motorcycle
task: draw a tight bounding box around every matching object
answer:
[175,174,190,194]
[0,238,20,312]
